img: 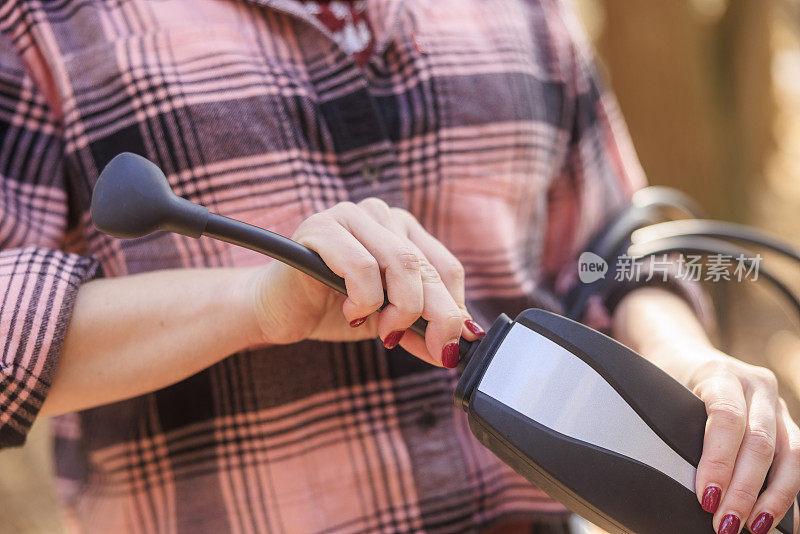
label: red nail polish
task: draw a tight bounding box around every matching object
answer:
[719,514,740,534]
[464,319,486,338]
[442,341,460,368]
[701,486,721,513]
[349,317,368,328]
[750,512,774,534]
[383,330,405,349]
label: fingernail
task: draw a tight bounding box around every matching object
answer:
[442,341,460,369]
[701,485,721,513]
[464,319,486,338]
[719,514,740,534]
[349,317,368,328]
[750,512,774,534]
[383,330,405,349]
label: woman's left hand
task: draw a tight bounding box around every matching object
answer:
[613,287,800,534]
[689,348,800,534]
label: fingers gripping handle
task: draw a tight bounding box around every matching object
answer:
[91,153,429,338]
[203,214,429,336]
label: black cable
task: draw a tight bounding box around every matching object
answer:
[630,217,800,341]
[562,206,663,319]
[564,186,704,319]
[632,219,800,266]
[204,213,348,295]
[627,236,800,324]
[565,188,800,328]
[631,186,706,219]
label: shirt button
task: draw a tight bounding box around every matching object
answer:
[361,160,381,183]
[417,407,437,431]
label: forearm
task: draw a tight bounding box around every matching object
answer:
[41,267,261,417]
[612,286,722,386]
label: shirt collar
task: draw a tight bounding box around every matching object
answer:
[255,0,407,63]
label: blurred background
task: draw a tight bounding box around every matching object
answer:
[2,0,800,531]
[575,0,800,419]
[575,0,800,530]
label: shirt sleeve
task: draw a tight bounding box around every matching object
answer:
[0,34,100,447]
[542,1,711,330]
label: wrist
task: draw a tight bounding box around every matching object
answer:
[613,287,711,351]
[613,287,717,386]
[203,265,269,350]
[635,326,715,365]
[644,338,726,387]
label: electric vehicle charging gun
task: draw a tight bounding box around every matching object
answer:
[92,153,797,534]
[455,309,794,534]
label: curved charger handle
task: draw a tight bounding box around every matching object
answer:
[91,154,210,239]
[91,152,432,339]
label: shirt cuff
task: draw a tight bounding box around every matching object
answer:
[0,246,100,447]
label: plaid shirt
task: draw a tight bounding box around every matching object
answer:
[0,0,645,532]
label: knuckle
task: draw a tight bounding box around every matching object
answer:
[347,255,379,276]
[419,260,442,284]
[772,486,799,512]
[298,212,331,232]
[447,312,465,329]
[389,206,413,221]
[707,401,747,429]
[432,311,466,334]
[363,295,385,311]
[700,456,736,475]
[398,300,424,318]
[351,285,383,310]
[697,360,728,376]
[390,207,416,234]
[693,369,733,395]
[329,201,358,218]
[727,484,760,506]
[333,201,357,211]
[442,258,465,283]
[755,368,779,392]
[358,197,391,212]
[394,248,421,273]
[743,428,776,461]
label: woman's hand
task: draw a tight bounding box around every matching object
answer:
[689,349,800,534]
[244,198,485,368]
[613,287,800,534]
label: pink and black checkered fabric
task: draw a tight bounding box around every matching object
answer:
[0,0,646,532]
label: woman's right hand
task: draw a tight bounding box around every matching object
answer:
[243,198,485,368]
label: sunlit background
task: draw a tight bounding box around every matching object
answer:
[576,0,800,411]
[575,1,800,530]
[1,1,799,531]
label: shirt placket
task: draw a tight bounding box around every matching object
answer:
[249,0,409,207]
